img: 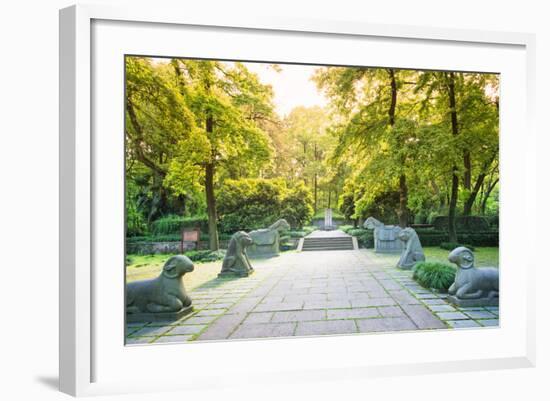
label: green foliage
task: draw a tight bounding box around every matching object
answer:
[185,249,226,263]
[150,215,209,235]
[414,228,498,247]
[217,178,314,233]
[346,228,374,248]
[439,242,475,251]
[413,262,456,291]
[339,225,354,233]
[432,215,490,231]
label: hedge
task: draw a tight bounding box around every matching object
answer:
[150,215,208,236]
[431,215,490,231]
[347,227,498,248]
[413,262,456,291]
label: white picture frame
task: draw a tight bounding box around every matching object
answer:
[59,4,536,397]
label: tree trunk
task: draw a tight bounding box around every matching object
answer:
[314,173,318,213]
[387,69,408,227]
[463,173,484,216]
[204,113,219,251]
[204,162,219,251]
[447,72,459,242]
[463,152,472,191]
[481,178,499,215]
[398,174,408,228]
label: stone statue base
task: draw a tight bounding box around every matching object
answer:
[447,295,499,307]
[126,305,193,323]
[397,264,414,271]
[218,269,254,278]
[247,244,278,259]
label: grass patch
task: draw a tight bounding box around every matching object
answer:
[413,262,456,291]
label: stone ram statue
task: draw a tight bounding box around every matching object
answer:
[447,246,499,307]
[396,227,425,269]
[126,255,194,322]
[219,231,255,277]
[363,216,403,253]
[248,219,291,258]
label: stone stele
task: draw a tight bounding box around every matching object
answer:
[447,246,499,307]
[248,219,291,258]
[363,216,403,253]
[219,231,255,277]
[396,227,425,270]
[126,255,194,323]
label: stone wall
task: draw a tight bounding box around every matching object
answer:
[127,240,230,255]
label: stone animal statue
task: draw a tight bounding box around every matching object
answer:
[126,255,194,314]
[396,227,425,269]
[248,219,291,257]
[448,247,499,301]
[364,216,403,253]
[219,231,255,277]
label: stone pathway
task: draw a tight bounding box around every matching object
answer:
[126,249,499,345]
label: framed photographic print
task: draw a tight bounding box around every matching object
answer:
[59,4,536,397]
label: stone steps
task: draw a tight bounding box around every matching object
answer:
[301,236,354,251]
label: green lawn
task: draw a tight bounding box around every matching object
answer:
[424,247,499,267]
[126,254,222,291]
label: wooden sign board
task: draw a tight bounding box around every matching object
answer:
[183,229,200,242]
[181,228,201,252]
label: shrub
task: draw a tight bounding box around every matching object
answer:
[439,242,475,251]
[412,228,498,247]
[347,228,374,248]
[217,178,314,233]
[413,262,456,291]
[432,215,490,231]
[185,249,226,263]
[339,225,354,233]
[150,215,208,235]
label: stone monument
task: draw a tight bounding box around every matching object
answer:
[219,231,255,277]
[324,208,334,230]
[363,216,403,253]
[126,255,194,322]
[248,219,291,258]
[447,246,499,307]
[396,227,425,270]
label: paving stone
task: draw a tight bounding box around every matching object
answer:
[295,320,358,336]
[208,302,235,309]
[379,279,403,290]
[226,296,262,314]
[366,290,390,298]
[415,293,441,300]
[230,322,296,339]
[356,317,416,333]
[446,320,481,328]
[284,294,328,302]
[485,306,499,311]
[197,313,247,340]
[129,326,172,337]
[253,302,304,312]
[243,312,274,324]
[422,299,448,305]
[178,315,218,325]
[260,296,285,304]
[478,319,499,327]
[125,337,153,345]
[196,308,227,316]
[351,297,396,308]
[389,290,422,305]
[400,304,447,329]
[153,335,193,343]
[166,325,207,335]
[377,306,406,318]
[464,310,496,320]
[272,309,326,322]
[427,305,457,313]
[327,308,379,320]
[436,312,469,320]
[303,300,352,310]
